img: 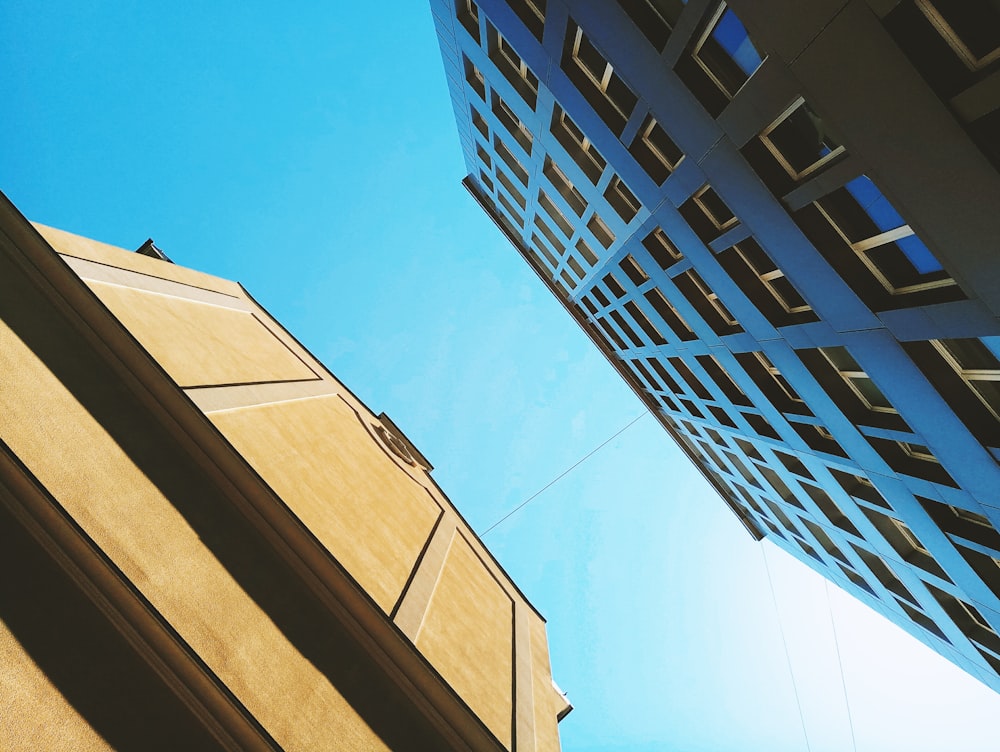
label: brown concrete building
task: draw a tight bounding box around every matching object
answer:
[0,191,569,751]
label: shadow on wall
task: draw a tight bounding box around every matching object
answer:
[0,235,450,751]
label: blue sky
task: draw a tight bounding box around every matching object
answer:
[3,3,1000,750]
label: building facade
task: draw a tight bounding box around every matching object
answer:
[0,192,569,751]
[431,0,1000,692]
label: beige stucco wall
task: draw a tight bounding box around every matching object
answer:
[416,531,515,749]
[2,221,566,751]
[88,281,318,387]
[0,621,114,752]
[0,313,411,751]
[209,395,442,613]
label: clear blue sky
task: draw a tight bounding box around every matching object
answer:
[3,3,1000,750]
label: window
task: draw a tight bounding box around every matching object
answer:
[489,26,539,107]
[867,436,956,486]
[492,92,533,154]
[914,0,1000,71]
[933,338,1000,421]
[494,135,529,184]
[696,354,752,405]
[528,245,557,276]
[759,97,845,180]
[538,189,575,237]
[530,238,556,270]
[648,357,683,393]
[645,288,696,341]
[880,2,1000,172]
[813,175,952,294]
[730,237,811,314]
[691,3,764,99]
[676,268,741,333]
[476,144,492,169]
[587,212,616,249]
[624,301,667,345]
[543,157,588,216]
[681,185,739,243]
[839,563,877,596]
[862,507,951,580]
[951,505,994,528]
[629,115,684,184]
[617,0,684,51]
[671,357,713,400]
[457,0,481,40]
[642,227,683,269]
[478,169,494,193]
[603,272,626,299]
[597,317,628,350]
[890,516,931,555]
[852,544,920,605]
[575,238,599,266]
[551,105,607,183]
[802,483,861,537]
[604,176,642,222]
[535,217,565,255]
[804,520,851,565]
[496,168,527,210]
[692,185,737,232]
[496,190,524,228]
[899,440,938,463]
[820,346,897,413]
[471,104,489,138]
[790,420,848,457]
[464,55,486,100]
[831,470,892,509]
[610,309,644,348]
[563,23,638,134]
[750,351,806,406]
[619,254,649,286]
[509,0,546,40]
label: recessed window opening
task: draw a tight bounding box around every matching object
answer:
[489,25,540,107]
[820,346,898,414]
[538,189,576,237]
[588,212,616,249]
[914,0,1000,71]
[509,0,547,40]
[692,3,764,99]
[642,227,683,269]
[605,176,643,222]
[543,157,588,216]
[733,238,811,314]
[814,175,953,294]
[551,105,607,183]
[494,135,529,184]
[457,0,481,40]
[496,168,526,209]
[492,92,534,153]
[759,97,846,180]
[629,115,684,183]
[693,185,738,232]
[934,338,1000,421]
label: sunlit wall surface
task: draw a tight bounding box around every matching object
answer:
[431,0,1000,692]
[0,196,569,752]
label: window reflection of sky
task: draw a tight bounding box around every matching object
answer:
[712,9,762,76]
[844,175,943,273]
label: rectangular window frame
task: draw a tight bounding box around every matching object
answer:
[915,0,1000,71]
[691,3,764,100]
[759,97,846,181]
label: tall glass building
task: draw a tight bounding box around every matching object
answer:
[431,0,1000,693]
